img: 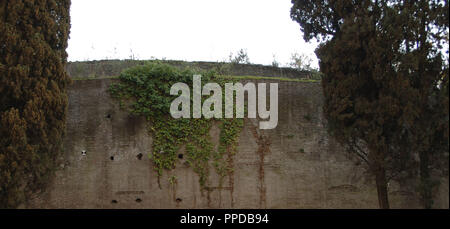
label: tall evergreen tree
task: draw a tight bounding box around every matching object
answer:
[0,0,71,208]
[394,1,449,208]
[291,0,448,208]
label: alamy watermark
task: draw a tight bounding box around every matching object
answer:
[170,75,278,129]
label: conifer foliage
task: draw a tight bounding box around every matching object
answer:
[291,0,448,208]
[0,0,71,208]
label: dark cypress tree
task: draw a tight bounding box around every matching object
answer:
[398,1,449,208]
[0,0,71,208]
[291,0,448,208]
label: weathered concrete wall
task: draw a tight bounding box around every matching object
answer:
[27,79,449,209]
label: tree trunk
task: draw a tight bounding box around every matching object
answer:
[375,166,390,209]
[419,151,433,209]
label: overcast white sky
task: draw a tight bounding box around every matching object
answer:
[67,0,319,68]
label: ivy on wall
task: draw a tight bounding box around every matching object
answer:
[109,62,243,189]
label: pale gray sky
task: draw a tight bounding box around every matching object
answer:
[67,0,319,68]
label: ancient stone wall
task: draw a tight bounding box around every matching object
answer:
[27,78,449,209]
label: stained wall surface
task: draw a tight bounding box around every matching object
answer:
[27,78,449,209]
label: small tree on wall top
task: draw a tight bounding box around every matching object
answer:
[288,52,314,71]
[0,0,71,208]
[229,49,251,64]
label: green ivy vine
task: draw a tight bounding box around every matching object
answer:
[108,62,243,189]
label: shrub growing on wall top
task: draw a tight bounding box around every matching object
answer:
[0,0,71,208]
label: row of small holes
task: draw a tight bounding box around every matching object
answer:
[109,153,144,161]
[111,198,143,204]
[102,114,185,161]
